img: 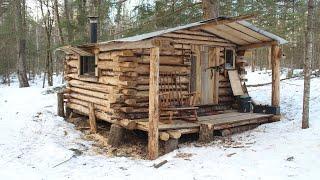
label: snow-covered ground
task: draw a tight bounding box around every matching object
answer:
[0,71,319,180]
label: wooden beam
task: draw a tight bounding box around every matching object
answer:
[148,47,160,160]
[271,45,280,107]
[238,41,278,50]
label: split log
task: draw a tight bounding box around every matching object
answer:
[68,87,122,101]
[68,79,119,93]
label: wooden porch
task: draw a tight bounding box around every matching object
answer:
[136,111,273,136]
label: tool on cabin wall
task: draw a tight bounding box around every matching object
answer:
[205,65,224,79]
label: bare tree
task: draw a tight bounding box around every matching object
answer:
[53,0,64,45]
[64,0,73,43]
[202,0,219,19]
[39,0,54,87]
[302,0,315,129]
[15,0,29,87]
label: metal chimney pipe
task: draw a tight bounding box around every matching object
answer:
[88,16,98,43]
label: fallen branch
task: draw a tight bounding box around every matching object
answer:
[153,160,168,168]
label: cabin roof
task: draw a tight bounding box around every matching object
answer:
[89,15,287,49]
[100,16,287,46]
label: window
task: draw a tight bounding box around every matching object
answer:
[80,56,95,76]
[225,49,235,69]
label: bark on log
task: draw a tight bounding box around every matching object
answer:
[57,92,65,117]
[89,103,97,133]
[108,124,125,147]
[164,138,179,154]
[199,124,214,143]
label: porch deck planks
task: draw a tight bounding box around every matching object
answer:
[198,113,273,130]
[135,112,273,132]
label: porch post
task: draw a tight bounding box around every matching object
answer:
[148,47,160,160]
[271,45,280,107]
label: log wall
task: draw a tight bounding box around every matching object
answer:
[63,34,243,124]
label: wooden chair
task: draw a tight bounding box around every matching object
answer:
[159,72,198,124]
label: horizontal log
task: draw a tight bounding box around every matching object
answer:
[120,107,149,113]
[100,70,138,77]
[66,60,78,68]
[68,98,113,114]
[133,49,184,56]
[99,76,137,87]
[98,50,135,59]
[68,87,122,101]
[65,74,98,83]
[139,55,185,65]
[69,92,119,106]
[66,103,137,130]
[68,79,119,94]
[97,61,138,69]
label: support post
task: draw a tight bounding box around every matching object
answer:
[57,92,64,117]
[271,45,280,107]
[199,123,214,143]
[89,103,97,133]
[148,47,160,160]
[108,124,125,147]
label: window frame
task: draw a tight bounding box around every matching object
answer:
[79,55,97,76]
[224,48,235,70]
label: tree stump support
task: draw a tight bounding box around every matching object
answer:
[108,124,125,147]
[89,103,97,133]
[199,123,214,143]
[164,138,179,154]
[57,92,64,117]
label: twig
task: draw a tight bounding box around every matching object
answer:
[52,154,76,168]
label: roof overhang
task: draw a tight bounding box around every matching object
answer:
[77,14,287,51]
[56,46,94,56]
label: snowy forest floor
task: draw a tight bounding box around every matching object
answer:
[0,70,319,180]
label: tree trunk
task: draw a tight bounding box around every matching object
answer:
[64,0,73,43]
[54,0,64,45]
[302,0,315,129]
[202,0,219,19]
[15,0,29,87]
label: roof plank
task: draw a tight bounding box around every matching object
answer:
[201,25,250,45]
[227,22,271,41]
[216,24,261,43]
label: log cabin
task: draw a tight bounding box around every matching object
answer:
[58,15,287,159]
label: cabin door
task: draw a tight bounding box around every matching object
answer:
[200,46,212,104]
[191,45,219,105]
[198,46,220,104]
